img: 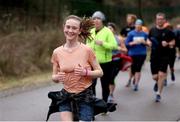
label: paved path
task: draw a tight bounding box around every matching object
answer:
[0,61,180,121]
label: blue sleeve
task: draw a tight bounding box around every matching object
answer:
[144,33,148,41]
[125,32,133,48]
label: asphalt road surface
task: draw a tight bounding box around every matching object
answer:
[0,61,180,121]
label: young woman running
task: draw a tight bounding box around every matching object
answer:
[51,15,103,121]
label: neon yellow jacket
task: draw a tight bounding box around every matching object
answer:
[86,26,118,63]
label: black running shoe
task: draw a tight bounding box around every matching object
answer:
[171,72,175,81]
[153,83,158,92]
[133,84,138,91]
[155,94,161,102]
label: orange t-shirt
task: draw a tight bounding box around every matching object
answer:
[51,43,96,93]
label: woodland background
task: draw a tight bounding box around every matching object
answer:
[0,0,179,79]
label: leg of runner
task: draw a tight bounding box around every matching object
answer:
[126,69,134,87]
[152,74,158,92]
[156,71,167,102]
[108,83,115,103]
[108,59,121,103]
[133,72,141,91]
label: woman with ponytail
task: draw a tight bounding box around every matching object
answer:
[51,15,103,121]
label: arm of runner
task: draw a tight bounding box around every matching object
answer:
[168,39,175,48]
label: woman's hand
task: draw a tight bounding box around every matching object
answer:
[139,39,146,44]
[146,39,152,47]
[129,41,137,46]
[74,64,87,76]
[52,72,66,83]
[95,40,103,46]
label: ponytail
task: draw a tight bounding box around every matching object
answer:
[79,17,94,40]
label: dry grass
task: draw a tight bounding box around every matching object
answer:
[0,71,52,91]
[0,27,64,91]
[0,29,64,77]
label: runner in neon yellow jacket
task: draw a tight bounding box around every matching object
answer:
[86,11,118,103]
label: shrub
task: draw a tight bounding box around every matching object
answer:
[0,29,64,77]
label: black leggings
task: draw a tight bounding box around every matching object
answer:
[168,49,176,69]
[109,59,122,85]
[92,61,113,102]
[131,55,146,75]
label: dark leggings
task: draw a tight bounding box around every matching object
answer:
[131,55,146,75]
[109,59,122,85]
[92,61,112,102]
[168,49,176,70]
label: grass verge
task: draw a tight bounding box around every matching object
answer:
[0,71,52,92]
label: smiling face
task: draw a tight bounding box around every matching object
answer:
[63,18,81,41]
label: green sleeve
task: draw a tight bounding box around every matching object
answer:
[102,30,118,50]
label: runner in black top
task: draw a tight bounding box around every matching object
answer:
[120,13,137,87]
[121,14,136,37]
[163,22,176,85]
[121,26,135,37]
[149,12,175,102]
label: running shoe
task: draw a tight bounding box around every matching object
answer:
[101,112,108,116]
[107,95,114,103]
[155,94,161,102]
[133,84,138,91]
[126,79,131,87]
[171,72,175,81]
[164,79,167,86]
[153,83,158,92]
